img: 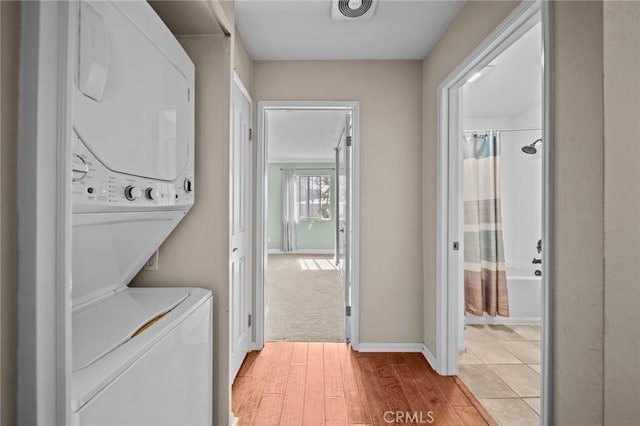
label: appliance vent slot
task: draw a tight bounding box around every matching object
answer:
[338,0,373,18]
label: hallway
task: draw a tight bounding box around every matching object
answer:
[232,342,495,425]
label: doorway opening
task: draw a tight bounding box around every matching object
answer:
[255,101,360,349]
[436,1,551,424]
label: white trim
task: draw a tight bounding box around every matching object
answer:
[256,101,360,351]
[16,1,74,423]
[233,72,252,108]
[464,316,542,325]
[357,343,424,353]
[541,1,553,423]
[435,0,552,421]
[267,249,335,255]
[421,344,438,372]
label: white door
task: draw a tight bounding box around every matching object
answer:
[230,76,252,380]
[335,114,352,341]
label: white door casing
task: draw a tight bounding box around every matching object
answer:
[230,74,253,380]
[255,101,361,350]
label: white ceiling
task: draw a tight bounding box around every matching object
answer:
[463,23,542,120]
[267,110,348,162]
[235,0,465,60]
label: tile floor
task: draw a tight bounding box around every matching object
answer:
[458,324,542,425]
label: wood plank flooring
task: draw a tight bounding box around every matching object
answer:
[232,342,496,426]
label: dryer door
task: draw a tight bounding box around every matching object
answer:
[73,1,193,182]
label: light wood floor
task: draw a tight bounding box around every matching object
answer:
[232,342,496,426]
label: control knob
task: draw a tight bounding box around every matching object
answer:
[72,155,89,182]
[124,185,142,201]
[145,187,159,201]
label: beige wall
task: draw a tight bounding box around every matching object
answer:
[551,3,604,423]
[421,0,518,353]
[1,2,19,425]
[603,1,640,423]
[423,1,607,423]
[233,27,253,92]
[133,34,233,426]
[253,60,424,344]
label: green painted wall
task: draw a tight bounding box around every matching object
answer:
[267,162,336,251]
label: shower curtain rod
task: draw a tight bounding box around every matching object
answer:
[279,167,335,171]
[463,127,542,133]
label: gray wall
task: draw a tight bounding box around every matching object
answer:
[252,60,424,344]
[1,2,19,424]
[603,1,640,423]
[551,2,605,423]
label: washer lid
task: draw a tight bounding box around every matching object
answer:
[72,289,189,372]
[74,1,193,181]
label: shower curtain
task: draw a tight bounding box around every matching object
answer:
[463,131,509,317]
[281,169,297,252]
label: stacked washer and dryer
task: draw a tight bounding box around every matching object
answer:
[70,1,212,424]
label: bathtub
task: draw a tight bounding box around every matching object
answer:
[464,267,542,325]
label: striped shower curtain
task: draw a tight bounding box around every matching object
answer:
[281,169,297,252]
[463,131,509,317]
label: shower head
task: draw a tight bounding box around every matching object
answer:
[522,138,542,155]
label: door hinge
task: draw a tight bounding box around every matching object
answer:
[249,128,253,141]
[248,314,252,327]
[187,88,191,101]
[453,241,460,251]
[345,306,351,317]
[346,135,352,147]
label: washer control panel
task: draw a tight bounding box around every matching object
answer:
[72,131,194,213]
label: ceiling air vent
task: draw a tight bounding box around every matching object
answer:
[331,0,378,21]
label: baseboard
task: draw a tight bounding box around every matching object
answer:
[421,344,439,372]
[464,316,541,325]
[267,249,335,255]
[357,342,424,353]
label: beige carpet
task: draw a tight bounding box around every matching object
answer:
[265,254,345,342]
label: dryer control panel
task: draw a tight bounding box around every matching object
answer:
[72,131,194,213]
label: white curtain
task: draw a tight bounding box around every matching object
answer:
[281,169,297,252]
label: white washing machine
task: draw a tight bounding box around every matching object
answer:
[70,1,212,424]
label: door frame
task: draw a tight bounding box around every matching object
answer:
[16,1,75,423]
[255,100,361,350]
[435,0,553,423]
[229,72,254,383]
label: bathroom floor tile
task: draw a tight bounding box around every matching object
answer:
[499,341,541,364]
[508,325,542,341]
[523,397,541,415]
[465,340,523,364]
[531,340,542,349]
[458,349,483,364]
[464,325,495,341]
[528,364,541,374]
[488,364,541,397]
[478,398,540,426]
[458,364,518,399]
[483,324,526,341]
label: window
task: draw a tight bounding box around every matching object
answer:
[298,175,330,220]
